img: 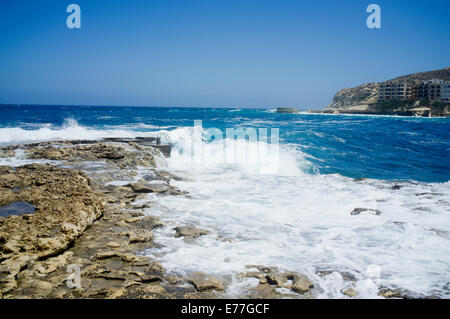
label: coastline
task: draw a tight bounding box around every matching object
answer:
[1,139,445,299]
[0,140,318,299]
[302,110,450,119]
[307,109,450,118]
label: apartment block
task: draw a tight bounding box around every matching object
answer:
[378,81,413,101]
[413,79,443,101]
[440,82,450,102]
[379,79,450,102]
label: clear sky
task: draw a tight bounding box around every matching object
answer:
[0,0,449,108]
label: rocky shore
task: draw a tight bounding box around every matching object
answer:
[0,140,420,299]
[0,140,319,299]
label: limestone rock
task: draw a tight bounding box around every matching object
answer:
[342,287,358,297]
[247,284,277,299]
[3,239,20,254]
[0,149,15,158]
[92,251,120,260]
[378,288,410,299]
[125,217,141,223]
[0,164,105,263]
[289,273,314,293]
[265,273,287,287]
[134,216,164,230]
[173,226,210,240]
[130,181,169,194]
[140,262,165,283]
[188,272,224,291]
[107,242,121,248]
[121,253,142,263]
[126,229,154,243]
[33,251,73,274]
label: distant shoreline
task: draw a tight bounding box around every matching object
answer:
[307,108,450,118]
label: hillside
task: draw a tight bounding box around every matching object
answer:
[326,67,450,109]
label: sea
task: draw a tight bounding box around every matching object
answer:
[1,104,449,298]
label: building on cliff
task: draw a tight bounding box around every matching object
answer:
[439,82,450,102]
[378,81,413,101]
[379,79,450,103]
[413,79,443,101]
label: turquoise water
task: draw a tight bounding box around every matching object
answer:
[1,104,449,182]
[1,104,450,297]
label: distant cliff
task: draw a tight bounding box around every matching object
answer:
[327,82,378,109]
[326,67,450,110]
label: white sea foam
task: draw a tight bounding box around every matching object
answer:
[2,121,449,298]
[141,127,450,298]
[0,149,58,167]
[0,119,157,145]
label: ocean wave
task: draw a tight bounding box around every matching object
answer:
[1,114,449,298]
[146,154,450,298]
[0,119,152,145]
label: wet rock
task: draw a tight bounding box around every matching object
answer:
[33,281,54,296]
[107,242,121,248]
[342,287,357,297]
[129,181,169,194]
[154,170,186,182]
[0,164,105,294]
[107,288,127,299]
[125,217,141,223]
[89,144,127,160]
[265,273,287,286]
[239,271,264,280]
[120,253,144,263]
[287,273,314,294]
[36,237,66,255]
[173,226,210,240]
[92,251,120,260]
[255,268,314,294]
[25,141,160,169]
[140,262,165,283]
[0,142,224,299]
[33,251,73,274]
[166,275,182,284]
[3,238,20,254]
[378,288,406,299]
[91,269,131,281]
[351,208,382,216]
[116,220,130,228]
[246,284,277,299]
[0,255,33,276]
[188,272,223,291]
[27,143,126,161]
[133,216,164,230]
[0,149,15,158]
[126,229,154,243]
[131,203,153,210]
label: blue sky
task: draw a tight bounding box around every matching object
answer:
[0,0,449,108]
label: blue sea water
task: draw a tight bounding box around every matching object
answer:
[1,104,449,183]
[1,104,450,298]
